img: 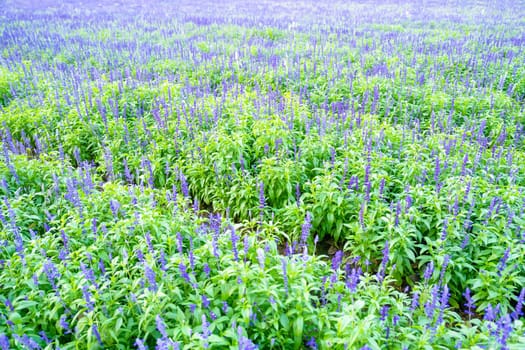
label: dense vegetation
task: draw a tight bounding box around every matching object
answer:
[1,0,525,348]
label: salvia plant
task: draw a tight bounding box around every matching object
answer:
[1,0,525,348]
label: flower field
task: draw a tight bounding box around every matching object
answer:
[1,0,525,348]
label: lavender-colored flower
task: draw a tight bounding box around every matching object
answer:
[203,263,210,277]
[43,260,60,290]
[179,263,190,283]
[222,301,229,313]
[156,315,168,338]
[110,199,120,218]
[258,182,265,217]
[189,237,195,270]
[512,288,525,320]
[380,305,390,321]
[92,324,103,346]
[439,255,450,285]
[38,331,53,344]
[80,262,98,289]
[332,250,343,271]
[425,285,440,319]
[243,235,250,263]
[237,327,258,350]
[295,183,301,205]
[301,212,312,247]
[497,248,511,276]
[82,285,95,311]
[306,337,317,349]
[159,250,167,273]
[13,334,39,350]
[179,172,189,198]
[437,285,450,326]
[484,303,496,322]
[0,334,8,350]
[231,225,239,262]
[379,178,386,197]
[423,261,434,281]
[376,241,389,283]
[440,219,448,241]
[135,338,148,350]
[410,292,419,311]
[201,314,210,348]
[202,295,210,309]
[496,314,512,349]
[281,258,288,296]
[144,265,158,292]
[189,304,197,313]
[176,232,184,255]
[60,315,71,334]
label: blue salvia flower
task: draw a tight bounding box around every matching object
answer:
[376,241,389,283]
[13,334,39,350]
[243,235,249,262]
[423,261,434,281]
[179,172,189,198]
[345,265,361,293]
[210,214,221,259]
[332,251,343,271]
[306,337,317,349]
[379,178,385,197]
[175,232,184,255]
[159,249,167,273]
[92,324,103,346]
[60,315,71,334]
[43,260,60,290]
[98,258,106,276]
[439,255,450,285]
[189,237,195,270]
[179,263,190,283]
[410,292,419,311]
[189,304,197,313]
[193,198,199,212]
[39,331,51,345]
[380,305,390,321]
[145,232,154,254]
[484,304,496,322]
[497,248,511,276]
[425,285,440,319]
[496,314,512,349]
[156,315,168,338]
[237,326,258,350]
[460,233,470,249]
[202,314,210,348]
[202,295,210,309]
[258,181,265,219]
[145,265,158,292]
[135,338,148,350]
[203,263,210,277]
[82,285,95,311]
[512,288,525,320]
[80,262,98,290]
[231,225,239,262]
[348,175,359,191]
[281,258,288,296]
[440,219,448,241]
[4,299,13,312]
[437,285,450,326]
[394,201,400,226]
[405,194,412,211]
[300,212,312,247]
